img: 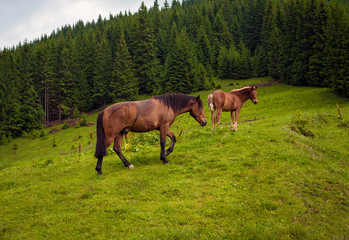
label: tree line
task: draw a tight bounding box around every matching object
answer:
[0,0,348,143]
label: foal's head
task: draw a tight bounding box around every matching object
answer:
[189,96,207,126]
[249,86,258,104]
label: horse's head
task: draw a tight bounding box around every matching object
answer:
[249,86,258,104]
[190,95,207,126]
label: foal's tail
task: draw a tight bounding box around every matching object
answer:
[94,111,107,158]
[208,94,215,112]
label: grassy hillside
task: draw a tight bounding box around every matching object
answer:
[1,77,348,239]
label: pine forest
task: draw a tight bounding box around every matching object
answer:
[0,0,348,143]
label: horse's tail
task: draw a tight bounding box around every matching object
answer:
[208,93,215,112]
[94,111,107,158]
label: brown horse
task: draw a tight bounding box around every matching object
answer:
[207,86,258,131]
[94,93,207,174]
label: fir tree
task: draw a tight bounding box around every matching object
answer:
[132,2,160,94]
[165,30,199,93]
[323,2,349,95]
[196,26,212,67]
[111,32,138,102]
[93,34,113,106]
[307,0,328,86]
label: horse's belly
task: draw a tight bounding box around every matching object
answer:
[130,119,160,132]
[222,103,234,112]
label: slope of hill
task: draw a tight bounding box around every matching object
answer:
[0,78,348,239]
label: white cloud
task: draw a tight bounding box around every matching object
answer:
[0,0,165,49]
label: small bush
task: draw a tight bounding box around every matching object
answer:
[22,129,46,139]
[62,121,69,129]
[290,111,316,137]
[80,113,88,126]
[337,119,348,128]
[73,107,80,119]
[0,133,12,145]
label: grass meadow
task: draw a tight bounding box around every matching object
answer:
[0,77,348,239]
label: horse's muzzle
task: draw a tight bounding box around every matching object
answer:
[200,120,207,126]
[253,100,258,104]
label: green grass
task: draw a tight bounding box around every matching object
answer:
[1,77,348,239]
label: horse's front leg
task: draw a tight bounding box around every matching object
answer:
[165,130,176,157]
[232,109,240,131]
[230,111,235,131]
[159,125,169,164]
[113,133,134,169]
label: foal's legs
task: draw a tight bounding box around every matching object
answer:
[231,109,240,131]
[113,133,134,169]
[210,109,216,130]
[230,111,235,131]
[216,108,223,126]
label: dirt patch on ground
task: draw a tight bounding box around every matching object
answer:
[251,80,282,88]
[45,120,64,128]
[48,128,61,134]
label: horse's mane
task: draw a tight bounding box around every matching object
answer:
[229,86,252,93]
[154,93,203,113]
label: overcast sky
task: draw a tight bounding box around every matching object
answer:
[0,0,166,49]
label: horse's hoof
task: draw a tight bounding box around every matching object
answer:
[97,171,103,175]
[162,158,169,164]
[128,164,134,169]
[230,126,237,131]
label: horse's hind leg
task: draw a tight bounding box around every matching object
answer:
[208,94,216,130]
[95,136,114,175]
[216,108,222,125]
[96,157,103,175]
[113,133,134,169]
[210,109,216,130]
[165,130,176,157]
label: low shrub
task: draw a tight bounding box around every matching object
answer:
[290,111,316,137]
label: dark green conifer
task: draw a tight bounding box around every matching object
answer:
[111,32,138,102]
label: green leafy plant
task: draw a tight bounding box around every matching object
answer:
[62,121,69,130]
[290,111,316,137]
[80,113,88,126]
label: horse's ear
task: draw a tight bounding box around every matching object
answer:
[196,95,201,101]
[252,86,257,90]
